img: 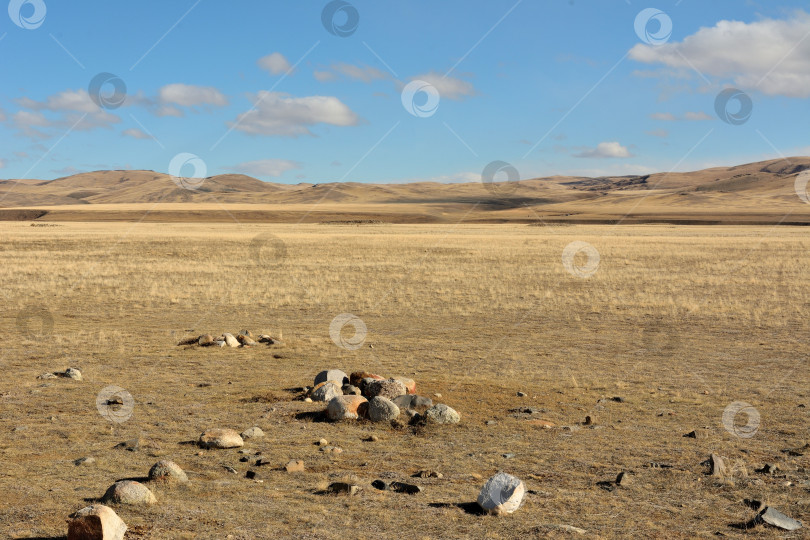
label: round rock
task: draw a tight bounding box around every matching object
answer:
[101,480,156,505]
[314,369,349,387]
[326,395,368,421]
[364,379,407,400]
[222,333,240,347]
[367,396,400,422]
[198,428,244,449]
[148,460,188,484]
[392,394,433,412]
[64,368,83,381]
[477,472,525,515]
[68,504,127,540]
[425,403,461,424]
[241,426,265,439]
[310,381,341,402]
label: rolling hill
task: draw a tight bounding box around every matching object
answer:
[2,157,810,224]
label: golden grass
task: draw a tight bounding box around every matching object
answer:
[0,222,808,539]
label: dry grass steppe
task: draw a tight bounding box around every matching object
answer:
[0,222,808,538]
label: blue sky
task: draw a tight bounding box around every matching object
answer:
[2,0,810,183]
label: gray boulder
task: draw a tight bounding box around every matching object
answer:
[368,396,400,422]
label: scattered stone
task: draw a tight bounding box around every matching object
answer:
[314,369,349,387]
[317,438,329,446]
[74,456,96,466]
[584,416,593,426]
[371,479,388,490]
[257,334,275,344]
[755,464,779,475]
[114,437,160,453]
[68,504,126,540]
[177,335,199,346]
[414,470,443,479]
[434,393,442,398]
[255,458,272,467]
[240,426,265,439]
[784,443,809,457]
[616,471,633,486]
[326,395,368,421]
[527,419,555,429]
[516,391,526,397]
[285,460,305,473]
[214,340,226,347]
[223,466,237,474]
[239,329,253,338]
[341,384,361,396]
[759,507,803,531]
[390,481,422,494]
[239,456,249,463]
[198,334,215,346]
[549,524,587,535]
[364,435,379,442]
[364,378,407,400]
[327,482,359,495]
[148,460,188,484]
[198,428,244,449]
[477,472,525,515]
[236,334,257,346]
[611,396,625,403]
[320,446,343,455]
[222,333,240,348]
[425,404,461,424]
[485,420,497,426]
[101,481,156,505]
[368,396,400,422]
[503,453,516,459]
[303,397,312,403]
[245,470,258,480]
[37,372,57,379]
[63,368,83,381]
[310,381,341,402]
[392,394,433,412]
[706,453,728,478]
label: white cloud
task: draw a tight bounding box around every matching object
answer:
[17,89,99,113]
[230,91,360,137]
[650,111,712,122]
[314,63,390,83]
[629,11,810,97]
[155,104,183,117]
[683,111,712,121]
[333,63,389,83]
[12,107,120,138]
[410,71,476,100]
[258,52,292,75]
[0,159,5,169]
[574,141,633,159]
[313,70,337,82]
[122,128,151,139]
[232,159,301,178]
[646,129,669,138]
[158,83,228,107]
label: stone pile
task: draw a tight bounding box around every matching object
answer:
[307,368,460,425]
[177,329,280,348]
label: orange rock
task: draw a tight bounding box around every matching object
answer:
[350,371,384,387]
[394,377,416,394]
[326,395,368,421]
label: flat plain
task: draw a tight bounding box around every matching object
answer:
[0,221,808,538]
